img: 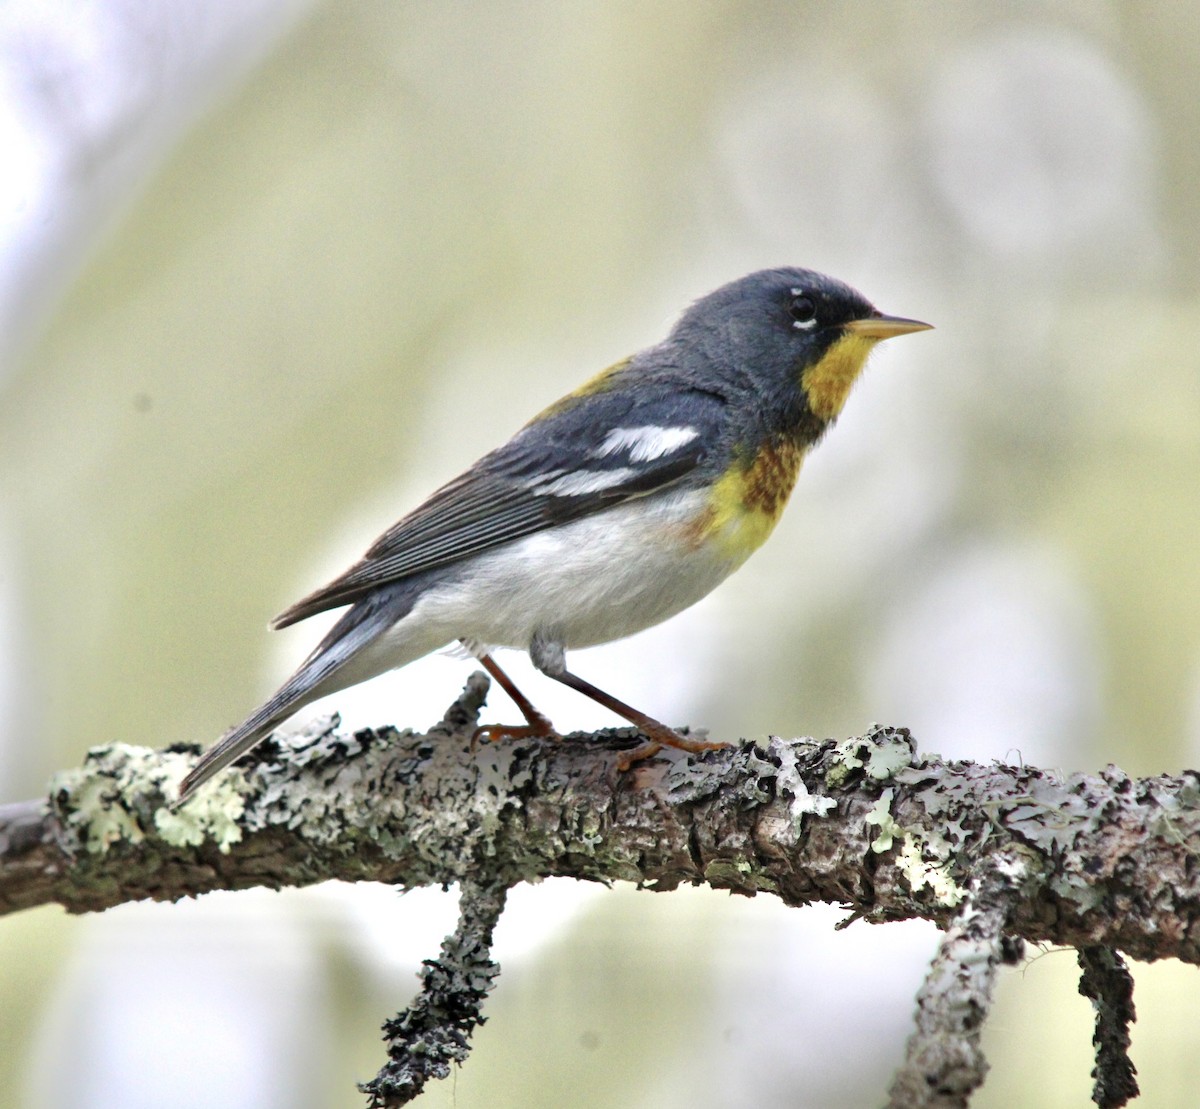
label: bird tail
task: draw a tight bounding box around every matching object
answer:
[176,593,410,804]
[175,689,301,804]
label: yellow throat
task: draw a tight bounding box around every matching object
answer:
[801,331,879,422]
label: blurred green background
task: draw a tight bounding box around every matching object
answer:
[2,2,1199,1106]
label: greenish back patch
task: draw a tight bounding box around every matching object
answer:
[527,356,632,424]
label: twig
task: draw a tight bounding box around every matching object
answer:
[1078,946,1139,1108]
[886,854,1028,1108]
[361,879,509,1106]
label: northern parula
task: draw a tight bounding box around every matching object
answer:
[178,268,930,800]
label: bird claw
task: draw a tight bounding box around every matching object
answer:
[614,740,663,771]
[613,729,729,770]
[471,716,560,749]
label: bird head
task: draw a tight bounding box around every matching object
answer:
[672,267,931,427]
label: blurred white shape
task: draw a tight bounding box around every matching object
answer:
[867,541,1100,765]
[492,878,607,962]
[925,26,1157,259]
[0,0,313,373]
[29,893,328,1109]
[26,879,607,1109]
[0,515,24,793]
[321,877,604,975]
[640,903,938,1109]
[309,882,461,974]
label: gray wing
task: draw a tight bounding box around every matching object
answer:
[273,384,727,628]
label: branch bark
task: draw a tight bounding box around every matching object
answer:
[886,856,1028,1108]
[361,877,507,1107]
[1078,946,1139,1108]
[2,673,1196,1104]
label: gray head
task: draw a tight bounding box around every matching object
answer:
[666,267,930,426]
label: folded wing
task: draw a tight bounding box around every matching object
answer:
[273,383,727,628]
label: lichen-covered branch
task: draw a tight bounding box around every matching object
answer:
[360,878,508,1107]
[4,674,1200,1104]
[3,675,1200,971]
[1078,946,1139,1108]
[886,855,1028,1108]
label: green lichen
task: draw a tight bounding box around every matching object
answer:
[825,739,865,789]
[155,770,248,853]
[897,829,965,907]
[769,738,836,835]
[826,725,915,790]
[51,756,145,853]
[49,742,250,856]
[862,781,964,906]
[862,731,917,782]
[865,789,899,852]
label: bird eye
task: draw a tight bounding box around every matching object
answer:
[788,294,817,329]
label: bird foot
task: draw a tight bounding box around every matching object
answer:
[614,727,729,770]
[614,740,663,771]
[472,713,560,748]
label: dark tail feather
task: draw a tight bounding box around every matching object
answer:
[175,695,295,804]
[176,596,405,804]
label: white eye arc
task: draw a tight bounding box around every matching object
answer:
[788,290,818,330]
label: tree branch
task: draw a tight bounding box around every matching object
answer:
[361,877,507,1107]
[1078,946,1139,1108]
[886,856,1028,1108]
[3,673,1196,1103]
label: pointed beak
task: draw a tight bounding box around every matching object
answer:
[843,314,933,340]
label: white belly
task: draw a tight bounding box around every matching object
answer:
[450,489,741,647]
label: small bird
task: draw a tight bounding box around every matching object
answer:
[178,268,930,801]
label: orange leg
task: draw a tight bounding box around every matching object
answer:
[472,652,561,745]
[470,641,729,768]
[544,667,729,770]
